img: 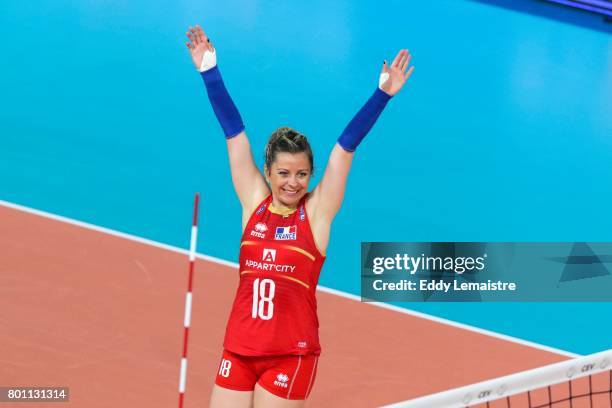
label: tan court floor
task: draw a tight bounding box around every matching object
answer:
[0,204,569,407]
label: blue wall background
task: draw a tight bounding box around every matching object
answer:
[1,0,611,354]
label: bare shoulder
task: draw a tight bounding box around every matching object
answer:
[241,187,271,231]
[305,191,331,256]
[305,189,321,223]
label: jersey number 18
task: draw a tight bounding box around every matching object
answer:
[252,278,275,320]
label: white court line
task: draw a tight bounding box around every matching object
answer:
[0,199,579,358]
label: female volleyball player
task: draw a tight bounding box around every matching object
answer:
[185,24,413,407]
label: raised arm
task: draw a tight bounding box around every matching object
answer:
[186,25,269,217]
[309,50,414,227]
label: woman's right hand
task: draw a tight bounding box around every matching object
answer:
[185,25,215,71]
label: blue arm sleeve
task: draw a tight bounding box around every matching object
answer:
[337,88,391,152]
[200,66,245,139]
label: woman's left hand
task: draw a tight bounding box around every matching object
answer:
[379,49,414,96]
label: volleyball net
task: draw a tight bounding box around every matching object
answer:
[383,349,611,408]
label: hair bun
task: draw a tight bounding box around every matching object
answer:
[264,126,314,175]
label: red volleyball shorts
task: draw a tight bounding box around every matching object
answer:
[214,349,319,400]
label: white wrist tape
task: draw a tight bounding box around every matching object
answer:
[199,49,217,72]
[378,72,390,89]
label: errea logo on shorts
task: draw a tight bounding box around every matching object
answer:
[274,373,289,388]
[262,248,276,262]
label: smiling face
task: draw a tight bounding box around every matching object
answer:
[267,152,312,208]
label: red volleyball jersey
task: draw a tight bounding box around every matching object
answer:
[223,194,325,356]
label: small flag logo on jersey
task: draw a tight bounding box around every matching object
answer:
[299,206,305,221]
[275,226,297,240]
[256,203,267,215]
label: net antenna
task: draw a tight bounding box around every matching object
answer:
[177,193,200,408]
[383,349,611,408]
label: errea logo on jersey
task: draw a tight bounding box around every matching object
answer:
[262,248,276,262]
[250,222,268,239]
[274,373,289,388]
[275,226,297,240]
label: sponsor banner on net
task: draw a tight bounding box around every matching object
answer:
[360,242,612,302]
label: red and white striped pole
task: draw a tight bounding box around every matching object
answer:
[178,193,200,408]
